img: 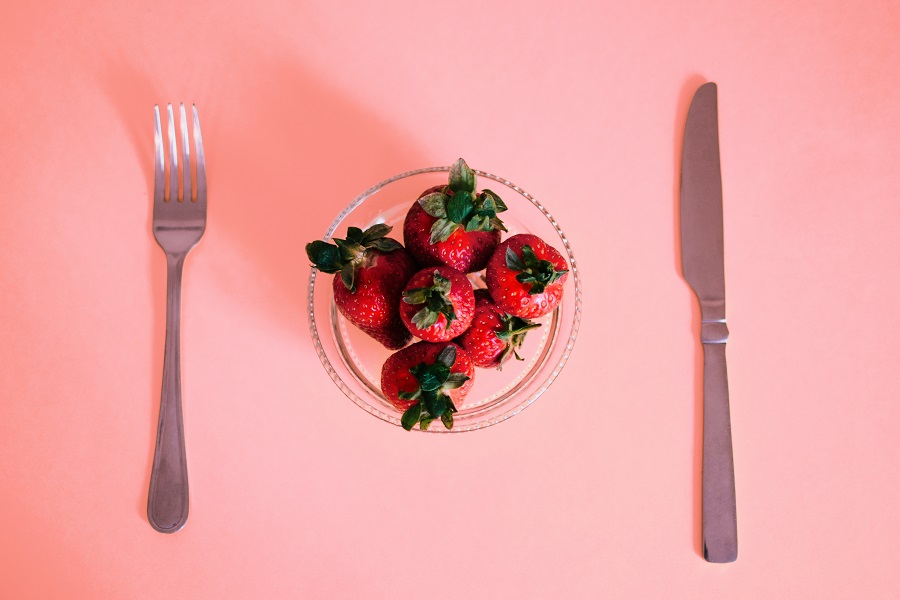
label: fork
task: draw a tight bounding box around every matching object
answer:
[147,103,206,533]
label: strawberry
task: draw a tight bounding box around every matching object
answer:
[381,342,475,431]
[306,224,416,349]
[400,266,475,342]
[403,158,508,273]
[456,289,541,369]
[485,233,569,319]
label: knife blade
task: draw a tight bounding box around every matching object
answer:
[680,81,738,563]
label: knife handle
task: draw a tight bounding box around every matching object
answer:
[701,335,738,563]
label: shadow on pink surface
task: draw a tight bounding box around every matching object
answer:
[673,73,711,560]
[100,58,426,529]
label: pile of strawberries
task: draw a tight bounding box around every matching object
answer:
[307,159,569,431]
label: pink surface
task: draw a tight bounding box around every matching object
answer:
[2,0,899,597]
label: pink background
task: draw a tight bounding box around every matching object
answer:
[2,0,899,598]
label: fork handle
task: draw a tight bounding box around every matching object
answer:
[148,253,190,533]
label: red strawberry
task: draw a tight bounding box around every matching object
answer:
[381,341,475,431]
[485,233,569,319]
[456,289,541,369]
[306,224,416,349]
[403,158,508,273]
[473,287,495,308]
[400,266,475,342]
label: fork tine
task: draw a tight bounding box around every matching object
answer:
[154,106,164,204]
[167,104,178,202]
[192,104,206,203]
[179,104,191,203]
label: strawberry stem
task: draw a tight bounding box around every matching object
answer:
[403,271,457,330]
[305,224,403,292]
[495,314,541,367]
[420,159,509,243]
[398,345,467,431]
[505,244,568,294]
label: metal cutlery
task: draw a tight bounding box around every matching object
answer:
[680,82,738,563]
[147,103,207,533]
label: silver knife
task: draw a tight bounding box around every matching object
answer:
[680,81,738,563]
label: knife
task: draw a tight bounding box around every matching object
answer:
[680,81,738,563]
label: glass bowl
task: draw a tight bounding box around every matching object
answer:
[307,166,582,432]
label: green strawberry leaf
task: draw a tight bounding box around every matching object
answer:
[334,238,357,262]
[444,372,470,389]
[418,192,449,218]
[419,415,436,431]
[413,363,450,392]
[433,271,452,294]
[495,315,541,341]
[440,304,456,323]
[305,241,343,273]
[359,223,392,244]
[481,189,507,212]
[367,237,403,252]
[441,411,454,430]
[402,287,430,305]
[516,271,536,284]
[340,262,356,291]
[449,158,476,193]
[516,271,548,294]
[435,344,457,368]
[423,390,449,419]
[401,402,422,431]
[466,214,489,232]
[447,191,474,224]
[430,218,459,244]
[506,246,527,271]
[521,244,538,265]
[411,307,441,329]
[490,217,508,232]
[345,227,364,244]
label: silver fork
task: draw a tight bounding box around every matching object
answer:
[148,103,207,533]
